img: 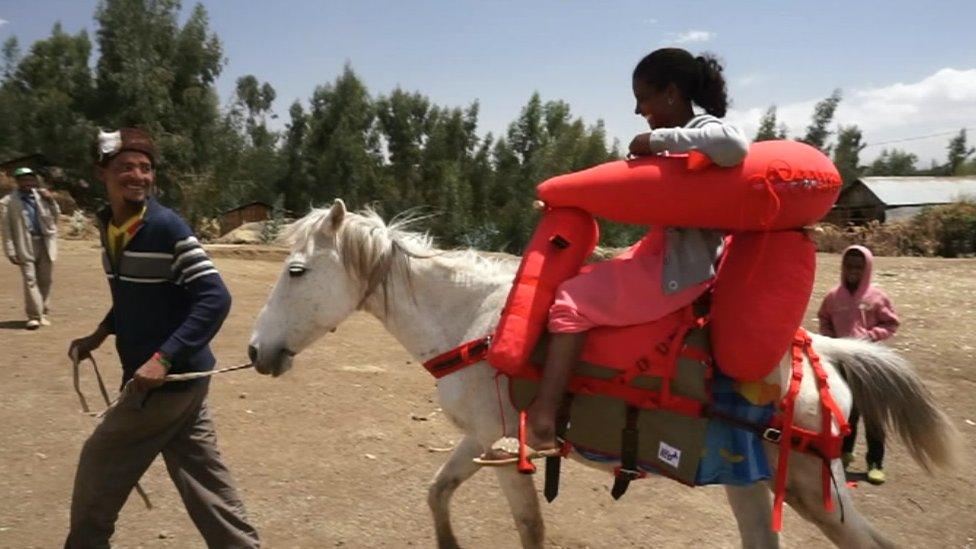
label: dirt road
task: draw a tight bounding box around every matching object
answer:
[1,239,973,548]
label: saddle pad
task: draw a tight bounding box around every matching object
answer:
[510,324,711,485]
[559,372,775,487]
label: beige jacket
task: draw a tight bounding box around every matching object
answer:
[0,189,60,262]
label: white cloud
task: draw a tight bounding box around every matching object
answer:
[726,68,976,164]
[0,19,8,27]
[666,30,714,45]
[735,73,764,88]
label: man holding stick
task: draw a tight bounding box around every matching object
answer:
[65,128,259,548]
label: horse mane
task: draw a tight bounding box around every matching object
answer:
[283,205,516,308]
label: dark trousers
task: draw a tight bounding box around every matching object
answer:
[842,403,885,467]
[65,381,260,548]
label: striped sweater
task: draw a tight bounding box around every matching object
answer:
[97,198,231,390]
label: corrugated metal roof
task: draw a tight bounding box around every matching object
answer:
[858,176,976,206]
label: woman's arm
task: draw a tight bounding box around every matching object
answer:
[646,121,750,167]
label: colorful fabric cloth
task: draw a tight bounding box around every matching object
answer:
[106,205,146,263]
[694,372,774,485]
[817,245,899,341]
[572,370,774,486]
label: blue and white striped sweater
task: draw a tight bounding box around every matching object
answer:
[97,198,231,390]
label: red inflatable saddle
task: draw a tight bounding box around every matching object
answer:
[489,140,834,382]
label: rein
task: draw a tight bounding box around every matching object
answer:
[71,354,254,510]
[71,353,153,509]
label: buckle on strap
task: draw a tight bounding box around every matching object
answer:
[615,467,644,480]
[762,427,783,443]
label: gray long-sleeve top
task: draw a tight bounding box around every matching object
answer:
[640,114,751,294]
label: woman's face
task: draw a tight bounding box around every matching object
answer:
[633,78,682,129]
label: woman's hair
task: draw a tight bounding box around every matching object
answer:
[633,48,729,117]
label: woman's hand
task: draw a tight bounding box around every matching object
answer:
[628,132,655,157]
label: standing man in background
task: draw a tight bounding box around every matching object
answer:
[1,166,60,330]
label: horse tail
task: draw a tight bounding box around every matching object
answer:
[811,334,962,472]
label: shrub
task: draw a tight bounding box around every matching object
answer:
[68,210,89,237]
[260,195,286,245]
[813,200,976,257]
[916,200,976,257]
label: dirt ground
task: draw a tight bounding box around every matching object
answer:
[1,239,974,548]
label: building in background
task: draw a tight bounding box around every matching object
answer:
[825,176,976,225]
[219,201,272,236]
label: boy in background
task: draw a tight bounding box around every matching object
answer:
[818,245,900,484]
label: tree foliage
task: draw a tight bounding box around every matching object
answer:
[6,1,962,255]
[833,125,865,188]
[946,128,975,175]
[754,105,787,142]
[800,89,842,154]
[865,148,918,176]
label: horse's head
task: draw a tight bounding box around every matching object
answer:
[248,199,363,376]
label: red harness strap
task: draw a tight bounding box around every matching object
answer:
[808,338,851,515]
[422,337,492,379]
[771,334,805,531]
[567,376,704,417]
[659,313,709,409]
[771,329,851,532]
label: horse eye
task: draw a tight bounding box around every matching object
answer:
[288,264,307,278]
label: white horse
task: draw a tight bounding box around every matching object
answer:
[248,200,959,549]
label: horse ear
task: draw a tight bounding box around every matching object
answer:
[328,198,346,230]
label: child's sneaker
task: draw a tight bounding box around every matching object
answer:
[866,464,886,485]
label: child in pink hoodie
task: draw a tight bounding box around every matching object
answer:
[817,245,900,484]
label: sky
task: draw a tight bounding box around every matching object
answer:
[2,0,975,165]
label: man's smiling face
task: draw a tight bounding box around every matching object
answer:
[99,150,154,206]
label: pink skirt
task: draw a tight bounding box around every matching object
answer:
[548,227,711,333]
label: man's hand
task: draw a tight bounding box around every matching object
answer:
[132,356,169,392]
[628,132,655,157]
[68,326,110,361]
[37,188,54,200]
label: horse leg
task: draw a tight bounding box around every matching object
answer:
[493,467,545,549]
[725,482,780,549]
[784,457,897,548]
[428,435,484,549]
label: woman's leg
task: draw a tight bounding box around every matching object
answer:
[524,332,587,450]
